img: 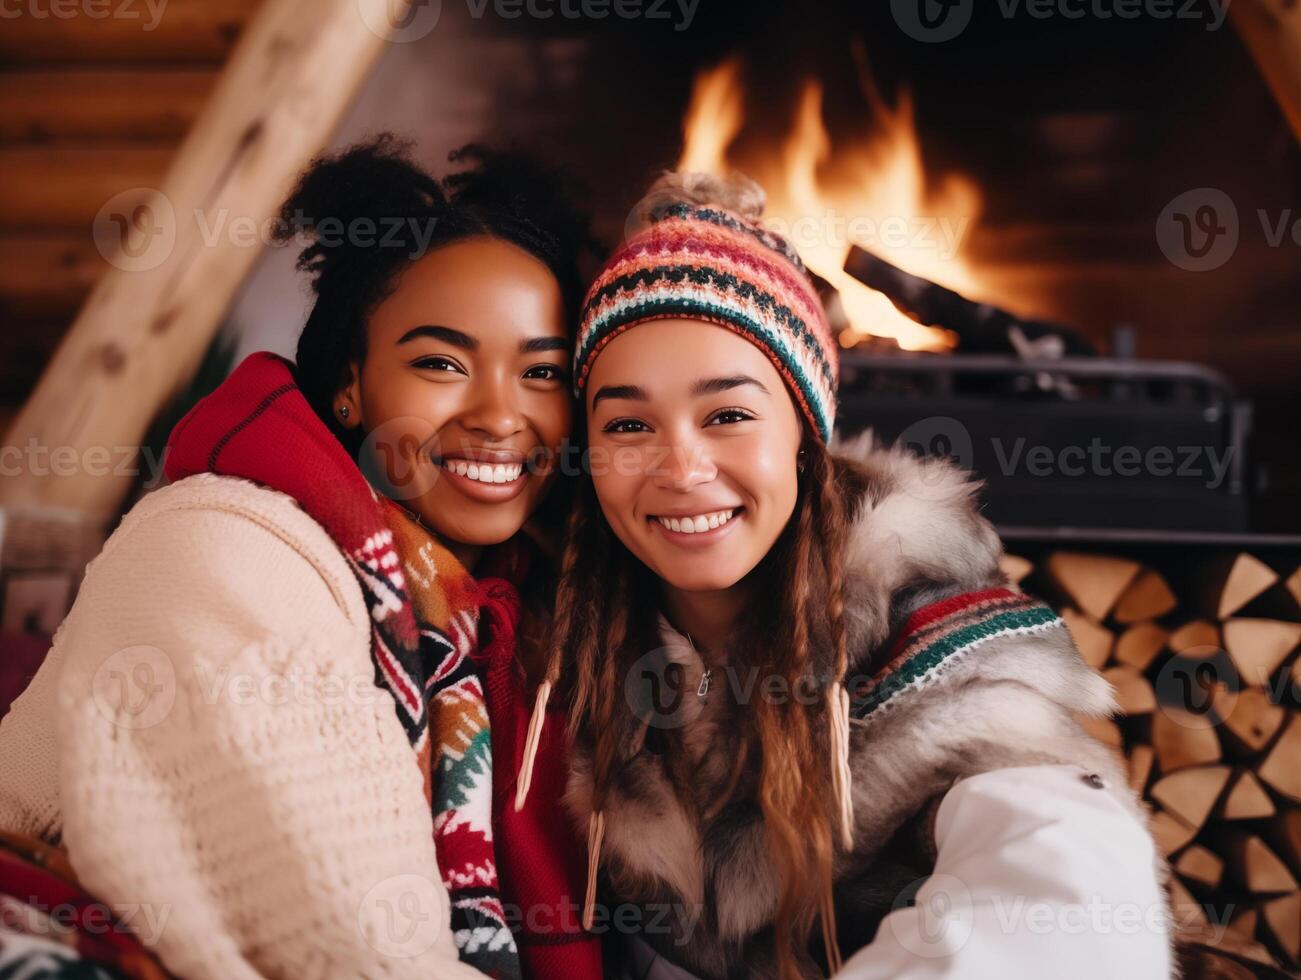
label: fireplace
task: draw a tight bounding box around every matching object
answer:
[221,0,1300,538]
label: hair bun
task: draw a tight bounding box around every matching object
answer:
[443,143,597,260]
[274,132,446,290]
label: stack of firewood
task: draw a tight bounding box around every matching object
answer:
[1002,549,1301,972]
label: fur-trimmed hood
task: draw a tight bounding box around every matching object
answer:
[565,434,1168,979]
[831,429,1118,723]
[836,428,1013,658]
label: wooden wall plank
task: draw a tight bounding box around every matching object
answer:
[0,234,105,319]
[0,70,216,140]
[0,0,261,65]
[0,145,172,230]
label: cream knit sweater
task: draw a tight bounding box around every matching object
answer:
[0,473,485,980]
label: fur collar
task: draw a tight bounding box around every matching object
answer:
[833,429,1008,663]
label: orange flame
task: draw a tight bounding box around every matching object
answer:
[679,58,984,351]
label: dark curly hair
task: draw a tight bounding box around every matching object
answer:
[273,132,597,450]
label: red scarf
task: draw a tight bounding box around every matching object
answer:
[476,572,605,980]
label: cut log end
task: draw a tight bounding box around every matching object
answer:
[1048,551,1141,621]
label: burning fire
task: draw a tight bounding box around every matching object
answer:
[678,57,983,351]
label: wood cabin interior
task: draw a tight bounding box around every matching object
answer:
[1,0,1301,970]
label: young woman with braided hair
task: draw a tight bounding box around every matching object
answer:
[512,172,1175,979]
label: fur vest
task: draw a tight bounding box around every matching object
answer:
[564,434,1172,979]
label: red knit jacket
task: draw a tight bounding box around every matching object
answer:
[478,578,603,980]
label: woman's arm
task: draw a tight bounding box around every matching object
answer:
[38,477,485,980]
[836,763,1173,979]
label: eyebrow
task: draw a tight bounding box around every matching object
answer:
[398,325,569,356]
[398,325,477,350]
[690,375,771,397]
[591,384,649,407]
[591,375,771,408]
[519,336,570,355]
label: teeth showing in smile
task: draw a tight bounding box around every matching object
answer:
[654,510,736,534]
[442,460,524,484]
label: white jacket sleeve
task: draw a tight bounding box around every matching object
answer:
[836,763,1172,980]
[12,476,485,980]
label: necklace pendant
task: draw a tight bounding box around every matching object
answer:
[697,669,712,698]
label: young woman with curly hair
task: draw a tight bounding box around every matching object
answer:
[0,135,602,980]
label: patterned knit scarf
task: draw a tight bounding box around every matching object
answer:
[164,352,522,980]
[850,587,1065,720]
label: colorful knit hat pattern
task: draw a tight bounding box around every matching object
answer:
[574,194,839,441]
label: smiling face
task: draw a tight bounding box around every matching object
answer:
[585,319,805,593]
[335,236,571,548]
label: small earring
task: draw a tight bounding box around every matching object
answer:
[338,405,350,420]
[797,449,807,473]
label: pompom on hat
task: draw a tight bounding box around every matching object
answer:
[573,172,839,441]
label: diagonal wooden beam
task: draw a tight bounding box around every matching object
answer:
[0,0,411,520]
